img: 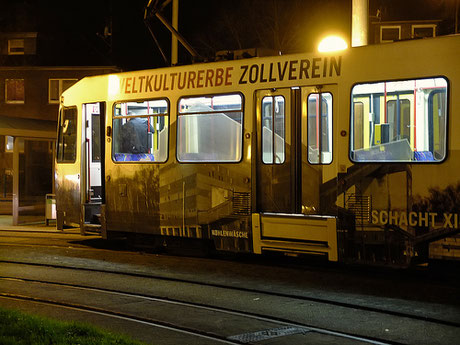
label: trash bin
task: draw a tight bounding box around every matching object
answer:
[45,194,56,226]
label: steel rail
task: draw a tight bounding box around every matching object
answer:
[0,293,240,345]
[0,276,395,345]
[1,259,458,329]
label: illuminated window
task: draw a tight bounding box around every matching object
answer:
[8,39,24,55]
[57,107,77,163]
[307,93,333,164]
[262,96,285,164]
[5,79,24,103]
[49,79,77,103]
[350,77,448,162]
[177,93,243,162]
[4,136,24,153]
[5,136,13,152]
[112,99,169,163]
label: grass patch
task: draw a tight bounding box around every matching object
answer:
[0,307,147,345]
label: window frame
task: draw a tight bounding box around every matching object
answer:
[176,92,244,164]
[306,92,333,165]
[5,79,25,104]
[8,39,25,55]
[349,76,449,164]
[427,89,447,160]
[412,24,436,39]
[380,25,401,43]
[111,97,170,164]
[49,79,78,104]
[56,106,78,164]
[91,113,101,163]
[261,95,286,165]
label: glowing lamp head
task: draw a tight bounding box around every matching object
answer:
[318,36,348,53]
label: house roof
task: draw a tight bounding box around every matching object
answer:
[0,116,56,139]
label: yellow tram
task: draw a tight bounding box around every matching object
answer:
[56,35,460,266]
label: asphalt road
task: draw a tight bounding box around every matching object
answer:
[0,227,459,344]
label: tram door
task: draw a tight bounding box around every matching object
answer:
[300,87,335,215]
[256,86,336,215]
[256,88,297,213]
[82,103,105,226]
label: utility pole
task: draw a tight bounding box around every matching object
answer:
[171,0,178,65]
[351,0,369,47]
[456,0,459,34]
[144,0,200,65]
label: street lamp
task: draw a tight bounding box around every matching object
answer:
[318,36,348,52]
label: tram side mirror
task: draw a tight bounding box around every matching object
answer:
[107,126,112,137]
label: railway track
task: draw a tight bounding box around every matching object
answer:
[1,260,459,344]
[0,274,394,345]
[0,276,391,345]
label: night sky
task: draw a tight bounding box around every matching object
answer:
[0,0,456,70]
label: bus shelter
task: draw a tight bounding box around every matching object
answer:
[0,116,56,225]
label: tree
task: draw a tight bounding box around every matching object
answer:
[183,0,351,58]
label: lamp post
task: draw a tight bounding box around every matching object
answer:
[352,0,368,47]
[171,0,178,65]
[318,36,348,52]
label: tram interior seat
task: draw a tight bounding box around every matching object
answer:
[352,139,413,161]
[413,151,435,161]
[114,153,155,162]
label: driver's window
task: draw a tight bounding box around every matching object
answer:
[261,95,285,164]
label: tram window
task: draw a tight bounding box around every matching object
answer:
[429,90,447,160]
[387,99,410,142]
[91,114,101,162]
[112,99,169,163]
[177,93,243,162]
[353,102,364,150]
[350,77,448,162]
[57,107,77,163]
[307,93,333,164]
[262,96,285,164]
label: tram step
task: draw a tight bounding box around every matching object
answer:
[252,213,338,261]
[81,223,101,236]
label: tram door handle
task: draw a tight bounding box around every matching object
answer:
[107,126,112,137]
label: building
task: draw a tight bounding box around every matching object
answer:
[370,19,441,44]
[0,31,118,225]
